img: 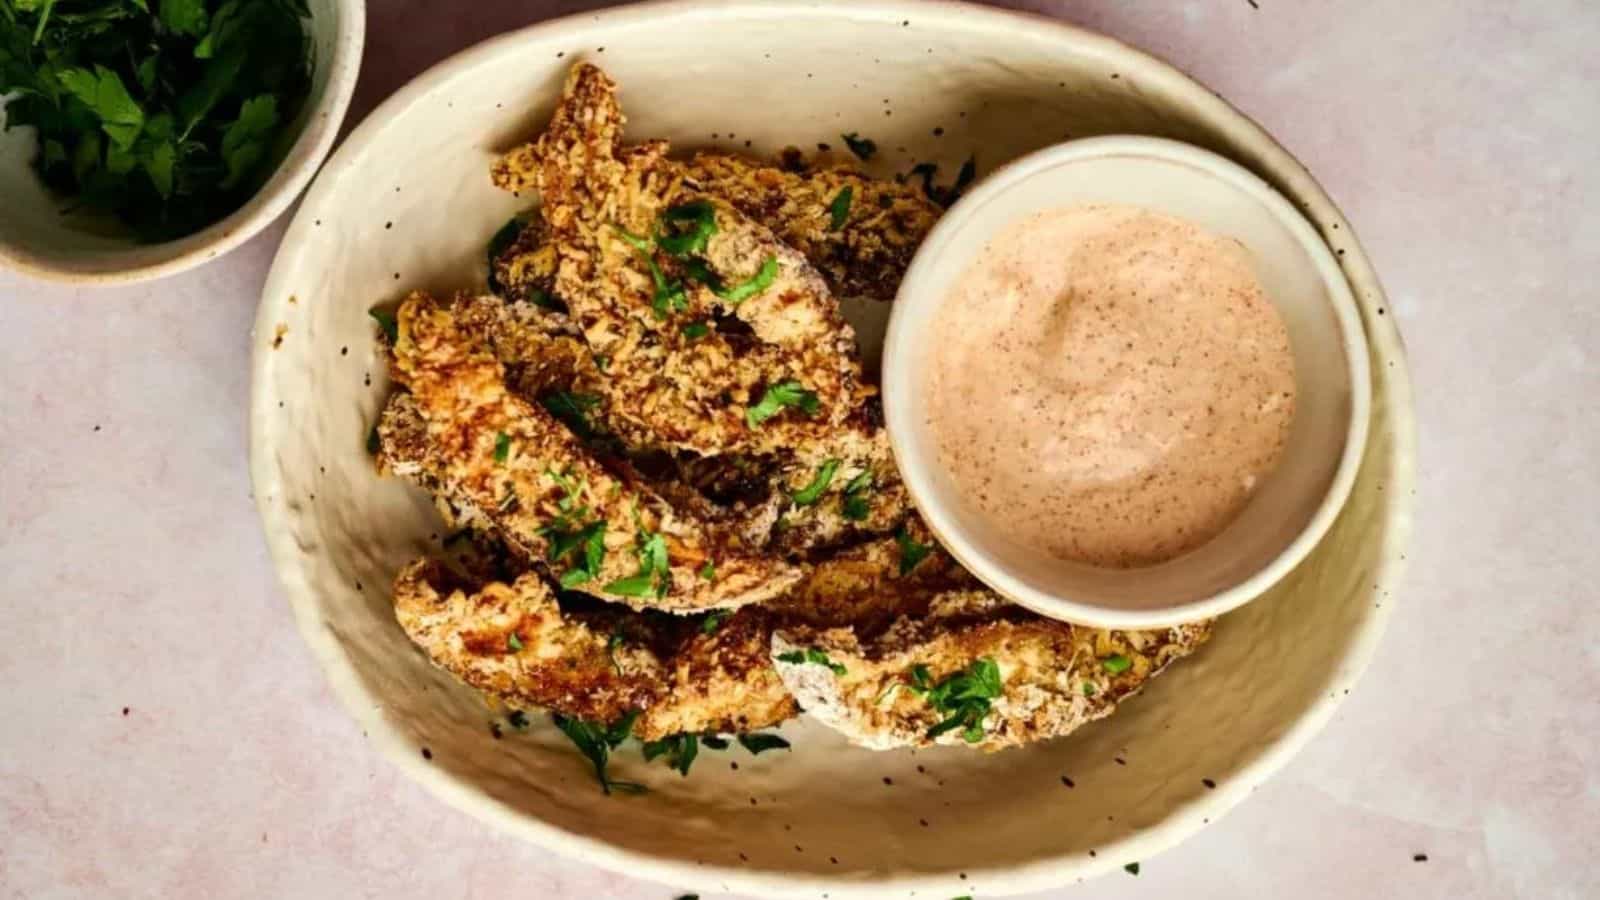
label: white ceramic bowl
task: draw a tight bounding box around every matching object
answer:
[0,0,365,285]
[249,2,1415,897]
[883,136,1372,629]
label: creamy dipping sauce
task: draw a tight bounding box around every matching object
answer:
[924,204,1296,568]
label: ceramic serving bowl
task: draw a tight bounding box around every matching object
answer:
[0,0,365,285]
[249,2,1415,896]
[883,136,1372,630]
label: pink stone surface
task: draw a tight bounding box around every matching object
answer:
[1,2,1596,898]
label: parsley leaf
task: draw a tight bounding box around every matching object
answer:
[896,527,933,575]
[602,571,656,597]
[56,65,145,150]
[736,733,791,754]
[917,658,1003,743]
[157,0,208,37]
[369,308,398,343]
[746,380,820,428]
[717,256,778,305]
[841,470,874,521]
[841,132,877,161]
[606,631,625,675]
[656,200,718,256]
[1102,654,1132,674]
[492,431,511,463]
[552,711,646,795]
[789,458,840,506]
[698,559,715,581]
[539,391,603,440]
[641,732,698,776]
[700,610,730,635]
[776,647,846,676]
[827,185,853,231]
[700,734,731,750]
[681,320,710,340]
[507,632,524,652]
[1124,863,1141,876]
[485,216,523,294]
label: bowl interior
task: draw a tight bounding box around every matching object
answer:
[885,137,1372,628]
[250,3,1412,897]
[0,0,356,282]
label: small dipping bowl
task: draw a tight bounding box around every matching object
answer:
[883,135,1372,628]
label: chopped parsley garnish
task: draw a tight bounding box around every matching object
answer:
[369,308,398,343]
[698,559,716,581]
[507,632,524,652]
[486,216,524,295]
[610,223,687,318]
[641,732,698,776]
[366,423,381,455]
[700,734,731,750]
[492,431,511,463]
[682,257,724,292]
[649,264,689,318]
[700,610,730,635]
[896,527,933,575]
[1124,862,1141,876]
[903,156,978,208]
[553,711,645,795]
[914,657,1003,743]
[1101,654,1132,675]
[547,520,606,588]
[682,320,710,340]
[827,185,853,231]
[717,255,779,304]
[1,0,312,241]
[841,131,878,161]
[611,224,652,253]
[776,647,846,676]
[602,529,672,598]
[539,391,603,440]
[656,200,718,256]
[737,733,791,754]
[674,895,699,900]
[1082,680,1097,697]
[606,631,625,675]
[789,459,840,506]
[841,470,873,521]
[746,380,820,428]
[601,571,654,597]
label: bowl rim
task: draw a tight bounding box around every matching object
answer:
[0,0,367,286]
[882,134,1374,630]
[249,1,1416,896]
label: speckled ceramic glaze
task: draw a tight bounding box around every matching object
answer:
[0,0,364,284]
[248,2,1415,897]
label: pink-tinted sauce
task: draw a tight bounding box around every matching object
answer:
[925,204,1296,568]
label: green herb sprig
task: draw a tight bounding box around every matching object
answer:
[1,0,313,241]
[910,657,1003,743]
[552,711,645,795]
[776,646,846,676]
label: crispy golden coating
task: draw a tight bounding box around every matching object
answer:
[383,290,800,613]
[773,595,1213,751]
[683,152,941,301]
[394,526,1210,749]
[491,62,867,456]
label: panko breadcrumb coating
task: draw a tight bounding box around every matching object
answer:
[491,62,867,457]
[384,290,800,613]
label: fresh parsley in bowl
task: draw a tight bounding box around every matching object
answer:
[0,0,363,283]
